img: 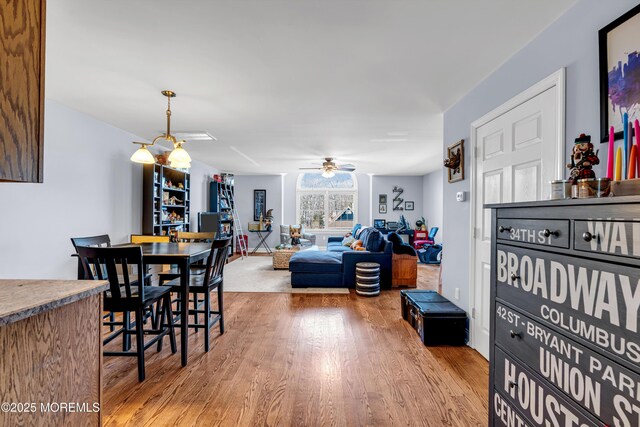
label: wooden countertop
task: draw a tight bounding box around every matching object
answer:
[0,280,108,326]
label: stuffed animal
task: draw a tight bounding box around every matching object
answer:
[350,240,363,250]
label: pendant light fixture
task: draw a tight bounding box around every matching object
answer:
[130,90,191,168]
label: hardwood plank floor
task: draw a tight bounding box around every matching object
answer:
[103,260,488,426]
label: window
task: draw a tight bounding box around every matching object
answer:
[296,172,358,231]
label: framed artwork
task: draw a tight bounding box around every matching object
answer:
[379,194,387,204]
[253,189,266,221]
[379,204,387,214]
[445,139,465,183]
[404,201,414,211]
[599,4,640,142]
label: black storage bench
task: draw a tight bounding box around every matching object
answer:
[400,290,467,346]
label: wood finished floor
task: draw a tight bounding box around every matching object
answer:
[103,260,489,426]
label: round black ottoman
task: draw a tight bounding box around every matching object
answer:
[355,262,380,296]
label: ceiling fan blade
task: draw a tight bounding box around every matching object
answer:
[337,164,356,171]
[299,167,323,170]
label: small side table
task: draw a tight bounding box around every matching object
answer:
[355,262,380,296]
[273,247,300,269]
[249,229,273,254]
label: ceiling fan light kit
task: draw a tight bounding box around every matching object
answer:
[129,90,192,169]
[300,157,356,176]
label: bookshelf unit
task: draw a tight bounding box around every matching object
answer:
[209,177,235,254]
[143,164,191,236]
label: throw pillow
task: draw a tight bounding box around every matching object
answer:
[364,228,384,252]
[342,236,356,247]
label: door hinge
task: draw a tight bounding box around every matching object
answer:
[471,307,476,319]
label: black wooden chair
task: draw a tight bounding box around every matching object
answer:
[76,245,177,381]
[70,235,118,331]
[163,238,231,352]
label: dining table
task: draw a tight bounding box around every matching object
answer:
[119,242,211,367]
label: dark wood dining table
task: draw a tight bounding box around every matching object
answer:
[120,242,211,367]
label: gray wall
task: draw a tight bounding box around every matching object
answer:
[372,175,424,227]
[422,171,443,244]
[0,100,218,279]
[441,0,639,311]
[233,175,283,250]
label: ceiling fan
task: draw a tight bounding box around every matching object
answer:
[299,157,356,178]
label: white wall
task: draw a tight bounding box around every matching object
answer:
[233,175,283,250]
[371,175,424,227]
[0,100,218,279]
[441,0,639,312]
[422,171,443,244]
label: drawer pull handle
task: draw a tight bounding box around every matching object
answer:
[542,229,559,238]
[510,273,520,281]
[509,330,521,339]
[582,232,597,242]
[499,226,512,233]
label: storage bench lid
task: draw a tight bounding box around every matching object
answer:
[401,290,449,304]
[415,301,466,317]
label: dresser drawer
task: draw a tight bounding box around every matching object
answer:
[495,303,640,425]
[494,347,602,426]
[496,244,640,368]
[496,219,569,248]
[493,391,531,427]
[574,220,640,260]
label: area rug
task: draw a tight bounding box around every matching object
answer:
[223,256,349,294]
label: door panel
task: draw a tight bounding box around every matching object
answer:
[472,86,560,360]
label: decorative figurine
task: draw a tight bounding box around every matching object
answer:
[567,134,599,183]
[264,208,274,231]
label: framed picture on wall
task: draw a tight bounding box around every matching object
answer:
[445,139,464,183]
[253,189,266,221]
[379,194,387,204]
[379,204,387,214]
[405,201,414,211]
[599,3,640,142]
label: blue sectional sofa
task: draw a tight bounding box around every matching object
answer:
[289,226,393,288]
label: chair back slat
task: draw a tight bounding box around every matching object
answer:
[130,234,171,244]
[202,238,232,286]
[71,235,111,280]
[175,231,216,243]
[76,246,145,301]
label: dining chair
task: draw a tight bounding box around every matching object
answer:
[76,245,177,381]
[163,238,231,352]
[130,234,171,244]
[70,235,117,331]
[158,231,216,325]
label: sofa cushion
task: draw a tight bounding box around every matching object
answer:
[342,236,356,247]
[289,251,343,273]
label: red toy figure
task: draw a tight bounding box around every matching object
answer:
[567,133,599,183]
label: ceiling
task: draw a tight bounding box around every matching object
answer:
[45,0,575,175]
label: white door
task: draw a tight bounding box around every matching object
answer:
[471,73,564,360]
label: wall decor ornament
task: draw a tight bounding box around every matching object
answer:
[404,201,414,211]
[444,139,464,183]
[379,204,387,214]
[379,194,387,204]
[253,189,266,221]
[392,186,404,211]
[599,4,640,142]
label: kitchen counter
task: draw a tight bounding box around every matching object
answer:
[0,279,108,326]
[0,279,107,426]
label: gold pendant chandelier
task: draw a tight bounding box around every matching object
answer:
[130,90,192,168]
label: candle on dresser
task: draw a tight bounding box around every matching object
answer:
[615,147,623,181]
[607,126,615,179]
[623,112,629,178]
[629,146,638,179]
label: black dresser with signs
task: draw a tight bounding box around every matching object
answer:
[487,197,640,427]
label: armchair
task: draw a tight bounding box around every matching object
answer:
[280,224,316,246]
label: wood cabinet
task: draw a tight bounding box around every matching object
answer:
[488,197,640,426]
[142,163,191,236]
[0,0,46,183]
[392,253,417,287]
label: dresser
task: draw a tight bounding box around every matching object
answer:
[488,197,640,427]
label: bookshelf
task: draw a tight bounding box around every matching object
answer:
[209,177,235,254]
[143,164,191,236]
